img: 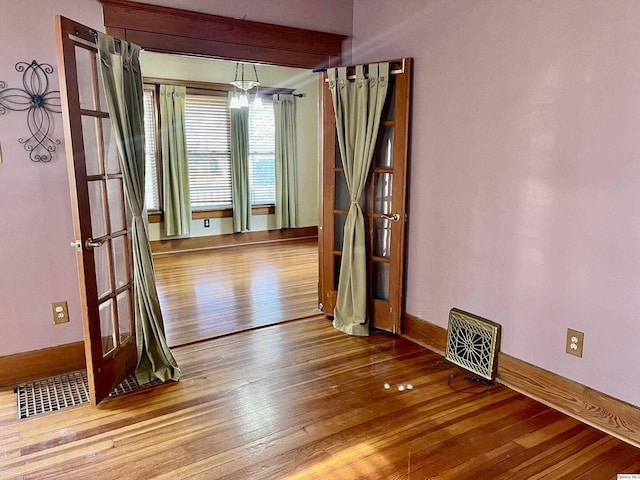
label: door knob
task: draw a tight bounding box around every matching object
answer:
[84,237,106,249]
[381,213,401,222]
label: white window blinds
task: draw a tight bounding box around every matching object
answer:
[248,100,276,205]
[184,94,233,209]
[143,89,159,211]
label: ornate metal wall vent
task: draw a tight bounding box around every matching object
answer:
[445,308,501,380]
[0,60,62,162]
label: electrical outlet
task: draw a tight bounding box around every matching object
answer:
[52,301,70,325]
[204,218,210,228]
[566,328,584,358]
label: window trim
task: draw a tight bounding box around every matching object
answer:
[148,205,275,224]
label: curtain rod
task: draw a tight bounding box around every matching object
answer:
[89,28,121,45]
[313,60,405,75]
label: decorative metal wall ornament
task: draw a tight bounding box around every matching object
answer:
[0,60,62,162]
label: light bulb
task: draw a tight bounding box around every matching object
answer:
[253,94,263,108]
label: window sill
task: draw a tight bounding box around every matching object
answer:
[147,205,275,223]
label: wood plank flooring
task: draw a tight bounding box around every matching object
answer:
[1,316,639,479]
[153,239,320,347]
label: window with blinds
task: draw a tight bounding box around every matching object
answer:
[248,101,276,205]
[143,89,160,211]
[142,87,278,213]
[184,94,233,209]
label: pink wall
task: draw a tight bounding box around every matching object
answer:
[352,0,640,407]
[0,0,353,358]
[0,0,104,356]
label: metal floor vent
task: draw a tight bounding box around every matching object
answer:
[445,308,502,380]
[15,370,163,419]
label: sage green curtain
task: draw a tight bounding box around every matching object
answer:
[273,94,298,229]
[160,85,191,237]
[230,102,251,232]
[329,63,389,336]
[96,33,181,384]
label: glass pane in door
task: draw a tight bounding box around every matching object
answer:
[75,46,96,111]
[335,171,350,211]
[381,76,396,121]
[103,118,121,175]
[374,172,393,215]
[374,127,394,168]
[99,299,116,356]
[116,290,132,342]
[334,132,342,167]
[94,240,112,299]
[88,180,107,238]
[107,179,126,232]
[112,235,130,289]
[334,214,347,251]
[82,116,102,176]
[333,255,342,290]
[373,218,391,258]
[372,262,390,300]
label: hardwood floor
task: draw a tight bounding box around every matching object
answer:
[1,316,639,479]
[154,239,320,347]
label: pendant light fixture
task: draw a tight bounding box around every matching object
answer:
[229,62,262,109]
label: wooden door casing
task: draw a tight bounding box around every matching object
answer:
[318,58,412,334]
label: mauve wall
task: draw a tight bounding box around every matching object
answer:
[352,0,640,407]
[0,0,353,358]
[0,0,104,356]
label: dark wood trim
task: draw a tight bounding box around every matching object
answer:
[101,0,346,69]
[149,206,275,224]
[0,342,86,386]
[499,352,640,449]
[151,226,318,255]
[148,211,162,223]
[402,312,448,355]
[402,312,640,448]
[191,209,231,220]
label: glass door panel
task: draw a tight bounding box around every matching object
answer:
[381,75,396,121]
[82,116,103,176]
[116,290,133,342]
[374,127,394,168]
[333,255,342,290]
[75,46,96,111]
[94,241,112,299]
[99,299,116,356]
[374,172,393,215]
[334,214,347,251]
[112,235,130,289]
[103,118,121,175]
[372,262,390,301]
[107,179,126,232]
[373,218,392,258]
[88,180,107,237]
[335,171,350,211]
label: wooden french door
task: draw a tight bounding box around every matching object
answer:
[318,58,412,333]
[56,16,137,405]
